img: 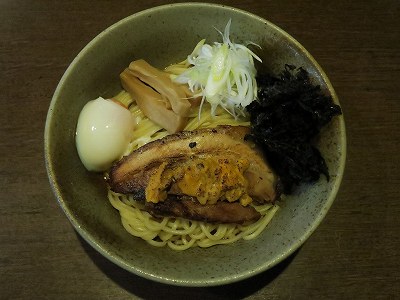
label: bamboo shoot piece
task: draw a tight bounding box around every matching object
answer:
[128,59,191,117]
[120,69,187,133]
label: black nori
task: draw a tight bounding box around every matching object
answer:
[246,65,342,194]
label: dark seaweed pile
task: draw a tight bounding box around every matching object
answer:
[246,65,342,194]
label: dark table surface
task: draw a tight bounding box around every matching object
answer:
[1,0,399,299]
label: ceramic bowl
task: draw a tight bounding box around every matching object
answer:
[44,3,346,286]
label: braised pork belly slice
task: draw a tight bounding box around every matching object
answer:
[145,196,261,224]
[108,125,279,205]
[117,154,253,206]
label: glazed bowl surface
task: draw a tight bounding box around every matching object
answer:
[44,3,346,286]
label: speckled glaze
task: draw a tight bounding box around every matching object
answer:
[44,3,346,286]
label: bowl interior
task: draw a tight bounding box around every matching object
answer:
[45,3,345,286]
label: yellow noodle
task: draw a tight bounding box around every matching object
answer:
[109,75,279,250]
[113,90,134,107]
[109,188,278,249]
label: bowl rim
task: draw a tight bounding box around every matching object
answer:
[44,2,346,287]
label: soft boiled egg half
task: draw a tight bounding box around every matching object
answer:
[76,97,135,172]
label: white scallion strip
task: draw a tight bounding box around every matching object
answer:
[175,19,262,118]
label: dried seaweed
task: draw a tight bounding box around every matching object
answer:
[246,65,342,194]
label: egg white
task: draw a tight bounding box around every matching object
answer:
[76,97,134,172]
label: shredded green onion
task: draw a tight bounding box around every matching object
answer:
[175,20,262,118]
